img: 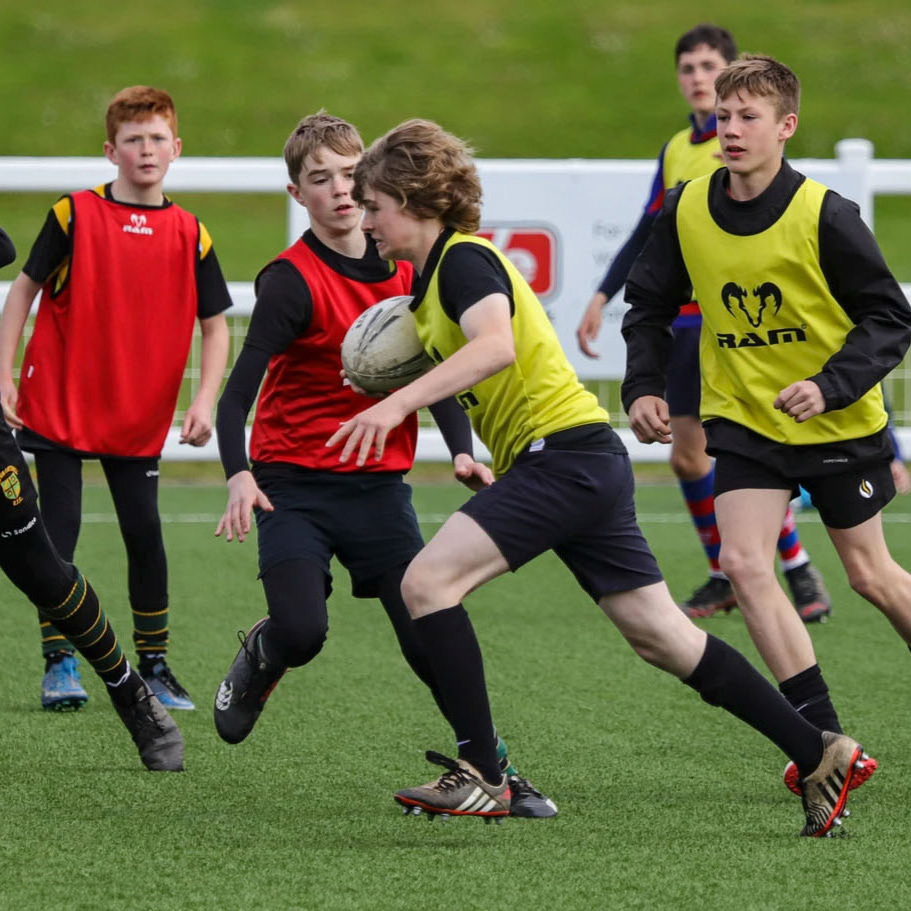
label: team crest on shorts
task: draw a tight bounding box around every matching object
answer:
[0,465,23,505]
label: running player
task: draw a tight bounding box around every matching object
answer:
[326,117,867,836]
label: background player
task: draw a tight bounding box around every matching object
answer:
[327,118,867,837]
[622,54,911,794]
[212,112,555,818]
[0,86,232,712]
[576,24,831,622]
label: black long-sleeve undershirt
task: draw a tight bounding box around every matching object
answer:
[621,161,911,415]
[216,242,474,479]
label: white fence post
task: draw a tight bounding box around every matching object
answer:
[834,138,875,227]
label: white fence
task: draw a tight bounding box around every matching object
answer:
[1,139,909,461]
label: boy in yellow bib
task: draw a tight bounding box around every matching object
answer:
[578,25,831,622]
[623,54,911,795]
[327,118,869,837]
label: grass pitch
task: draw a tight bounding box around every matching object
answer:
[2,470,910,910]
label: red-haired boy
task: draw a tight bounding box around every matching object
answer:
[0,85,231,712]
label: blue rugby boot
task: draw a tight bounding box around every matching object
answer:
[41,651,89,711]
[140,657,195,711]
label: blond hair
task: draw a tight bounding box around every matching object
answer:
[283,111,363,184]
[715,54,800,119]
[354,119,482,233]
[105,86,177,142]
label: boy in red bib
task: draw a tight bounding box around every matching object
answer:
[0,86,231,712]
[213,113,555,818]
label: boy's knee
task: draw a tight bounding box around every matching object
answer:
[717,548,766,589]
[669,446,710,480]
[119,515,164,551]
[844,563,880,603]
[400,562,431,616]
[269,614,328,668]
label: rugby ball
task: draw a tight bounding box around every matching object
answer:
[341,295,434,393]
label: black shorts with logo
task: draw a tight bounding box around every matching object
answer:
[458,426,663,602]
[714,450,895,529]
[253,465,424,598]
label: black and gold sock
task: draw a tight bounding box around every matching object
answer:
[40,621,74,658]
[40,570,127,685]
[133,602,169,664]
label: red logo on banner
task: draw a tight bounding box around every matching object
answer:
[476,226,558,298]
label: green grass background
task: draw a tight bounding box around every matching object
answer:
[2,4,911,909]
[0,1,909,279]
[2,472,911,911]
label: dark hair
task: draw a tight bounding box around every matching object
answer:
[675,24,738,64]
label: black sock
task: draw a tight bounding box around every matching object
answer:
[413,605,500,784]
[377,565,450,723]
[683,634,823,776]
[779,665,842,734]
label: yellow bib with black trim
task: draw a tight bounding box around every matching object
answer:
[677,174,886,444]
[413,233,608,477]
[663,127,722,190]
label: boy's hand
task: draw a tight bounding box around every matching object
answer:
[453,453,494,491]
[340,368,386,398]
[576,292,608,359]
[215,470,274,542]
[628,395,672,444]
[891,457,911,495]
[180,401,213,446]
[0,379,22,429]
[774,381,825,423]
[325,396,408,466]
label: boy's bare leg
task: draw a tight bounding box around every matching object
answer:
[714,488,817,681]
[669,415,712,481]
[401,512,510,618]
[827,513,911,642]
[600,580,863,837]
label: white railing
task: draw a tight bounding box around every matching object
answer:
[1,139,909,461]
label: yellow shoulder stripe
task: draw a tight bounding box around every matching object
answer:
[51,197,73,235]
[198,221,213,258]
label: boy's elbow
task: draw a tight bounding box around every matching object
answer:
[494,338,516,371]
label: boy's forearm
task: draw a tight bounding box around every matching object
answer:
[620,284,677,412]
[810,312,911,412]
[0,274,41,379]
[193,315,230,409]
[390,333,514,417]
[427,396,474,460]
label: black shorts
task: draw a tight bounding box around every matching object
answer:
[459,447,663,601]
[0,423,39,531]
[253,466,424,598]
[665,326,701,418]
[713,450,895,529]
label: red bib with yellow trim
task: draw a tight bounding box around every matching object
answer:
[18,189,201,456]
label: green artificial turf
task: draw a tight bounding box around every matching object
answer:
[2,474,910,910]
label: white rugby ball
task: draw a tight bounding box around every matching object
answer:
[341,295,434,393]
